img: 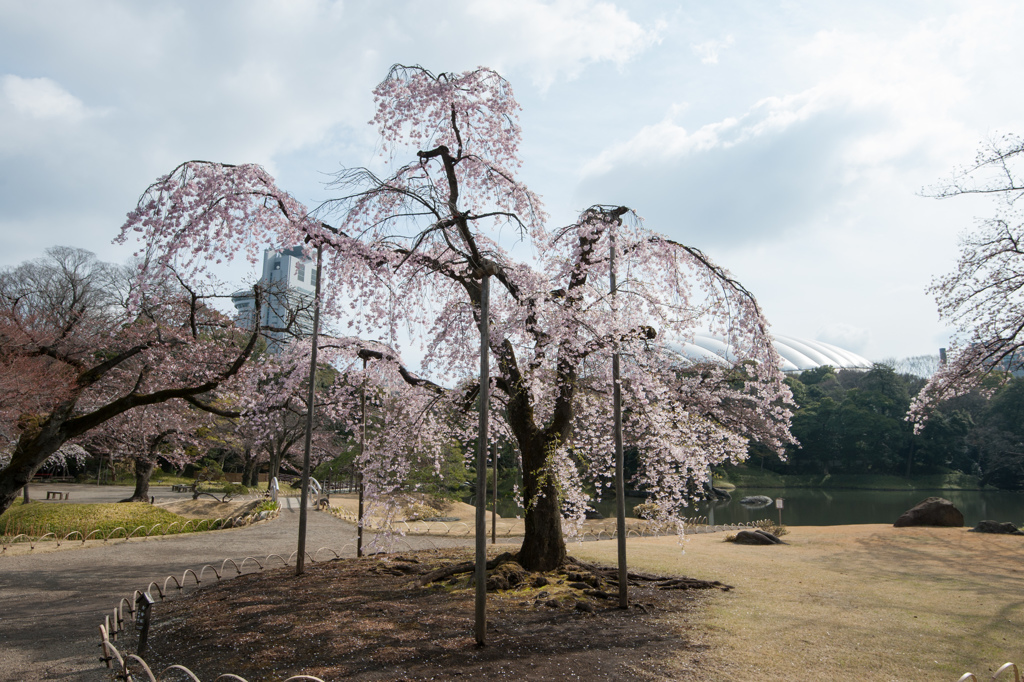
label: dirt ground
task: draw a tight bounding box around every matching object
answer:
[0,489,474,682]
[143,547,717,681]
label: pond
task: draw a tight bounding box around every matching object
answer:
[494,489,1024,527]
[691,488,1024,527]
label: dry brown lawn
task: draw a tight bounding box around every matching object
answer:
[157,497,258,519]
[570,524,1024,681]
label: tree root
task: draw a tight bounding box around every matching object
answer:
[419,552,731,591]
[419,551,518,586]
[565,556,732,591]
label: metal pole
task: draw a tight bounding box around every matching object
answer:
[611,225,628,609]
[295,244,323,576]
[358,355,367,558]
[474,272,491,646]
[491,442,497,545]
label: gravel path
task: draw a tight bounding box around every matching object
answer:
[0,485,474,682]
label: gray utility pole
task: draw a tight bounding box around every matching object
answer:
[296,243,323,576]
[358,353,368,558]
[610,222,628,609]
[491,443,498,544]
[474,268,492,646]
[350,346,384,558]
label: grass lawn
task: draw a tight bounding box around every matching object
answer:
[1,500,211,537]
[569,525,1024,680]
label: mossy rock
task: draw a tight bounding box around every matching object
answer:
[486,561,528,591]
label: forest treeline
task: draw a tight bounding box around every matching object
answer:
[748,364,1024,489]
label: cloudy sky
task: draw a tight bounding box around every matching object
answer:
[2,0,1021,362]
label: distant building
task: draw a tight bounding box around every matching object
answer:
[668,333,873,374]
[231,246,316,352]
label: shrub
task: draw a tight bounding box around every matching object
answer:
[751,519,789,537]
[401,502,434,521]
[633,502,662,520]
[424,495,454,514]
[253,500,279,513]
[190,457,225,482]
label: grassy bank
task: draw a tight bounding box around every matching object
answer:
[715,468,988,491]
[1,500,210,537]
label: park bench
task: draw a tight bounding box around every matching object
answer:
[171,484,190,492]
[45,491,69,500]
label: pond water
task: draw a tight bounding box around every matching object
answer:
[496,489,1024,526]
[691,488,1024,527]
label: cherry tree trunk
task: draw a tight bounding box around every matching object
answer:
[121,458,156,502]
[242,449,258,487]
[516,436,566,572]
[268,452,281,485]
[0,404,75,515]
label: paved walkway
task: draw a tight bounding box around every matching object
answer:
[0,485,474,681]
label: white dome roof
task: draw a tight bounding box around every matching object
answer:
[666,333,872,373]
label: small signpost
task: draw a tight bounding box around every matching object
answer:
[775,497,784,526]
[135,592,155,655]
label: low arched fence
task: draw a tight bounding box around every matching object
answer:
[1,509,280,553]
[958,662,1021,681]
[97,541,405,681]
[325,506,760,541]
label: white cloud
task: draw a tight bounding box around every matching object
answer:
[0,0,663,269]
[0,0,1022,360]
[465,0,663,88]
[816,323,871,354]
[690,35,734,65]
[581,86,836,177]
[576,3,1024,251]
[2,75,90,121]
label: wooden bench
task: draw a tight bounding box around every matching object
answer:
[45,491,69,500]
[171,484,191,492]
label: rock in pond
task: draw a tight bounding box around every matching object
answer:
[893,497,964,528]
[739,495,773,507]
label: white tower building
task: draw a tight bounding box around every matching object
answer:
[231,246,316,352]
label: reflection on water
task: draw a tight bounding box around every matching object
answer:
[494,489,1024,526]
[694,488,1024,527]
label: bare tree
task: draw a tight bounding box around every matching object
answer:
[0,246,273,515]
[911,134,1024,423]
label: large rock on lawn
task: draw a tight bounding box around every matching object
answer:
[893,497,964,528]
[969,520,1024,535]
[732,530,784,545]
